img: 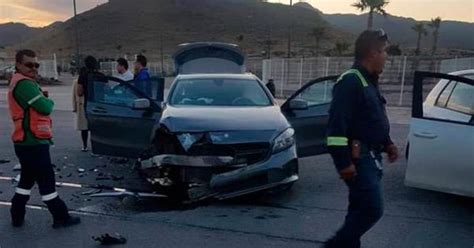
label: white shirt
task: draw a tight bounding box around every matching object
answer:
[116,70,134,81]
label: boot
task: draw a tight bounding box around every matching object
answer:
[44,197,81,228]
[11,194,30,227]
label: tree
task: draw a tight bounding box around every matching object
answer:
[309,26,326,56]
[352,0,389,30]
[412,22,428,56]
[428,17,442,56]
[386,44,402,56]
[335,41,351,56]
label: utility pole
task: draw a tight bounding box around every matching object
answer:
[287,0,293,58]
[73,0,80,69]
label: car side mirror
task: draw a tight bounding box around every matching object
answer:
[133,98,151,109]
[288,99,309,110]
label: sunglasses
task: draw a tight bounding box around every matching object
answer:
[23,62,40,69]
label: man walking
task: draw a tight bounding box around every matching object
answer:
[116,58,133,81]
[8,49,80,228]
[325,30,398,248]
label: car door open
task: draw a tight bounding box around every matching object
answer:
[406,71,474,197]
[281,76,337,157]
[86,76,164,158]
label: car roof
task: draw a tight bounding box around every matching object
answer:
[175,73,259,80]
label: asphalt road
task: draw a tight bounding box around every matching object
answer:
[0,92,473,247]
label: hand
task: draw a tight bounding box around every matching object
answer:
[339,164,357,180]
[42,90,49,98]
[385,144,399,163]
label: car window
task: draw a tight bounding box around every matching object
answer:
[435,81,456,108]
[170,78,272,106]
[92,80,139,107]
[446,82,474,115]
[294,80,335,107]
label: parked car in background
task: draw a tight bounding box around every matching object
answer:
[405,70,474,197]
[0,65,15,80]
[85,43,337,202]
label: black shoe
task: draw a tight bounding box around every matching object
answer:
[52,216,81,229]
[12,218,24,227]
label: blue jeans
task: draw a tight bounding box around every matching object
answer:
[331,152,384,248]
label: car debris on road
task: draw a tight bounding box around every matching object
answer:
[92,233,127,245]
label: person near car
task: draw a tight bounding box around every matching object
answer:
[7,49,81,228]
[77,55,103,104]
[134,54,152,96]
[73,67,89,152]
[324,30,399,248]
[116,58,134,81]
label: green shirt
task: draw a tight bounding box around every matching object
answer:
[13,79,54,146]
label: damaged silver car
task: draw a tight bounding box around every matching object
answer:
[86,42,337,201]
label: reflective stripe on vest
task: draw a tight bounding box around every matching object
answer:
[337,69,369,87]
[7,73,53,142]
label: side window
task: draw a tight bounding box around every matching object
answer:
[446,82,474,115]
[296,80,335,107]
[92,80,139,107]
[435,81,456,108]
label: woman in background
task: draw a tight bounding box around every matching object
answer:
[72,67,89,151]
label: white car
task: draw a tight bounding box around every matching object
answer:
[405,70,474,197]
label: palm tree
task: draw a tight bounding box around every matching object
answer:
[309,26,326,56]
[412,22,428,56]
[352,0,389,30]
[428,17,442,56]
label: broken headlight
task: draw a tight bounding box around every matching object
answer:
[272,128,295,154]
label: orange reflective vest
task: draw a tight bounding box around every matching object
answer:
[8,73,53,142]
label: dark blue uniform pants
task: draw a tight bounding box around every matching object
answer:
[11,144,70,222]
[332,152,384,248]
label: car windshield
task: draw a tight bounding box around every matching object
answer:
[170,78,272,106]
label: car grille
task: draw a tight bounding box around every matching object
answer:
[186,142,271,165]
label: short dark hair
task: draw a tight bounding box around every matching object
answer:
[16,49,36,63]
[116,58,128,70]
[136,55,147,67]
[354,30,388,61]
[84,56,98,71]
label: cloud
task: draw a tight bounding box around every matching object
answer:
[0,0,107,27]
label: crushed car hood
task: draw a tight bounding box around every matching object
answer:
[160,105,289,136]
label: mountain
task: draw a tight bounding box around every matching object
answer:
[7,0,347,59]
[0,23,42,47]
[322,13,474,52]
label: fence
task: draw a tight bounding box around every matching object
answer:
[262,56,474,106]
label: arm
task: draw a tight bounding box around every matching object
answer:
[72,80,78,112]
[327,75,361,173]
[77,73,86,97]
[14,80,54,115]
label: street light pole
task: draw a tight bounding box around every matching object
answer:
[287,0,293,58]
[73,0,80,69]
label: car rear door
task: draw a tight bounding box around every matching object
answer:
[405,71,474,197]
[86,76,164,158]
[281,76,337,157]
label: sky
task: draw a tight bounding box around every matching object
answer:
[0,0,472,27]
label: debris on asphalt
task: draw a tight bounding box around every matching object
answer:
[66,173,73,177]
[81,189,102,195]
[90,191,167,199]
[77,168,86,173]
[13,164,21,171]
[110,158,129,164]
[0,159,10,164]
[92,233,127,245]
